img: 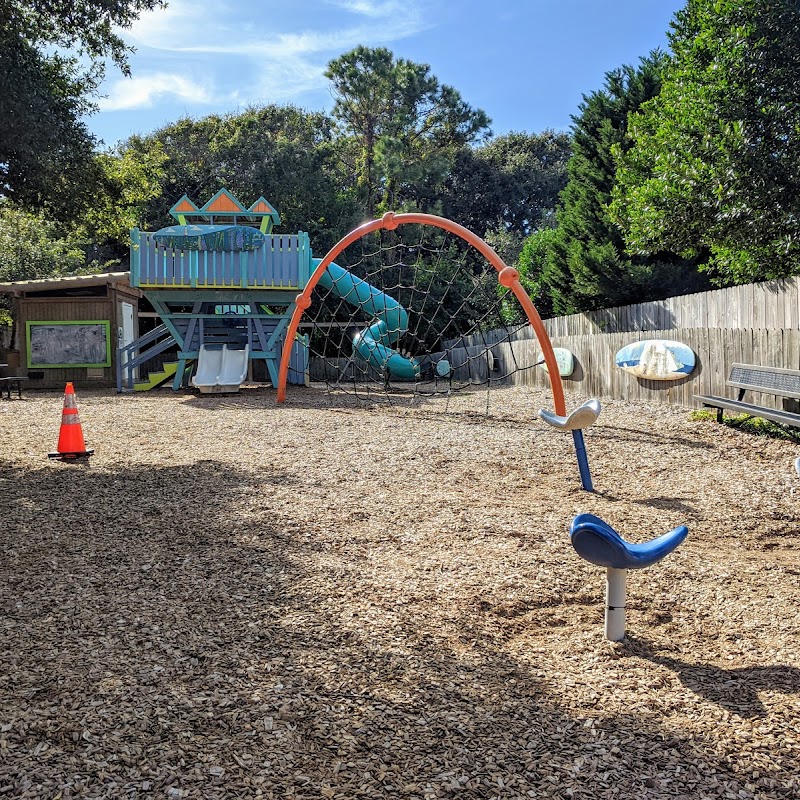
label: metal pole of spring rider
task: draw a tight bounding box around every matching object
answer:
[571,429,593,492]
[605,567,627,641]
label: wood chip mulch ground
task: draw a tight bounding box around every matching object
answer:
[1,384,799,799]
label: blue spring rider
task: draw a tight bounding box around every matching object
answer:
[569,513,689,641]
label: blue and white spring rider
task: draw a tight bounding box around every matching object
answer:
[569,513,689,641]
[539,398,602,491]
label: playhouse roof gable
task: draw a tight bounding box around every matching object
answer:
[168,195,199,219]
[201,189,248,214]
[248,196,281,225]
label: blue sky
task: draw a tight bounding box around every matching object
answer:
[89,0,686,148]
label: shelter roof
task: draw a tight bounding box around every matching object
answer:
[0,271,134,296]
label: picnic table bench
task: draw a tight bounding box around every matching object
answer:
[0,375,25,400]
[694,362,800,428]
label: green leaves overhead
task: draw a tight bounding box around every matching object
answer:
[129,106,358,255]
[611,0,800,285]
[539,49,702,314]
[2,0,166,73]
[0,0,166,220]
[0,204,86,284]
[0,27,101,217]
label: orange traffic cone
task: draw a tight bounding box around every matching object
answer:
[48,383,94,461]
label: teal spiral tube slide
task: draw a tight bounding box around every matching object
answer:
[315,259,420,380]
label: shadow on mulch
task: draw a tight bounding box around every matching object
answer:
[1,459,798,798]
[594,423,716,451]
[625,637,800,719]
[631,495,699,514]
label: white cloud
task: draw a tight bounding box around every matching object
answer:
[101,0,433,114]
[126,0,427,57]
[99,74,216,111]
[125,0,210,51]
[325,0,409,17]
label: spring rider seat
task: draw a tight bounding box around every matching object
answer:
[569,513,689,641]
[539,399,601,491]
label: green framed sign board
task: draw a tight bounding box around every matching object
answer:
[27,321,112,368]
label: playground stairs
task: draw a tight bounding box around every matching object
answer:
[134,360,196,392]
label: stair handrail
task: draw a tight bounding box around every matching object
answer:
[117,324,176,392]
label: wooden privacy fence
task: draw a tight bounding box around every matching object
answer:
[499,327,800,411]
[523,276,800,410]
[305,276,800,412]
[542,277,800,335]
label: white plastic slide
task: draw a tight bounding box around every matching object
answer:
[191,344,249,393]
[217,345,249,390]
[192,346,224,392]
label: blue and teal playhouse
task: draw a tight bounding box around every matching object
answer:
[121,189,309,392]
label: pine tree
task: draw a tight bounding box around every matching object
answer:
[543,51,699,313]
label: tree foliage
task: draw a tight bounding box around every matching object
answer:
[0,0,165,219]
[3,0,166,71]
[439,131,571,241]
[611,0,800,285]
[0,28,100,217]
[0,204,85,283]
[326,46,491,216]
[517,227,560,319]
[70,141,168,268]
[123,106,358,253]
[540,50,701,315]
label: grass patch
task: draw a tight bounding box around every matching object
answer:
[690,408,800,442]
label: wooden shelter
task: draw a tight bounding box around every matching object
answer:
[0,272,142,390]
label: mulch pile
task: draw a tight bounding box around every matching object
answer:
[1,384,799,799]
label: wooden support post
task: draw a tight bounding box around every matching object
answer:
[173,359,187,391]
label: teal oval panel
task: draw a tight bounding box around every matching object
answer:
[154,224,266,251]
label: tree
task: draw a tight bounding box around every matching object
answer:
[0,204,85,283]
[125,106,358,253]
[541,50,705,314]
[443,132,570,235]
[611,0,800,285]
[0,203,86,325]
[435,130,571,264]
[325,46,491,216]
[0,29,100,218]
[0,0,165,218]
[69,141,168,268]
[516,227,559,319]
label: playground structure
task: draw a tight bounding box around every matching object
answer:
[122,191,618,491]
[274,210,568,407]
[569,514,689,641]
[539,398,602,491]
[120,189,312,393]
[122,192,569,409]
[120,192,692,641]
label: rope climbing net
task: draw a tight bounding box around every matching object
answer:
[278,213,565,413]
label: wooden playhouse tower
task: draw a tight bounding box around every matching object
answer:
[119,189,310,392]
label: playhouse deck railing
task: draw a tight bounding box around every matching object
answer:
[130,229,312,290]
